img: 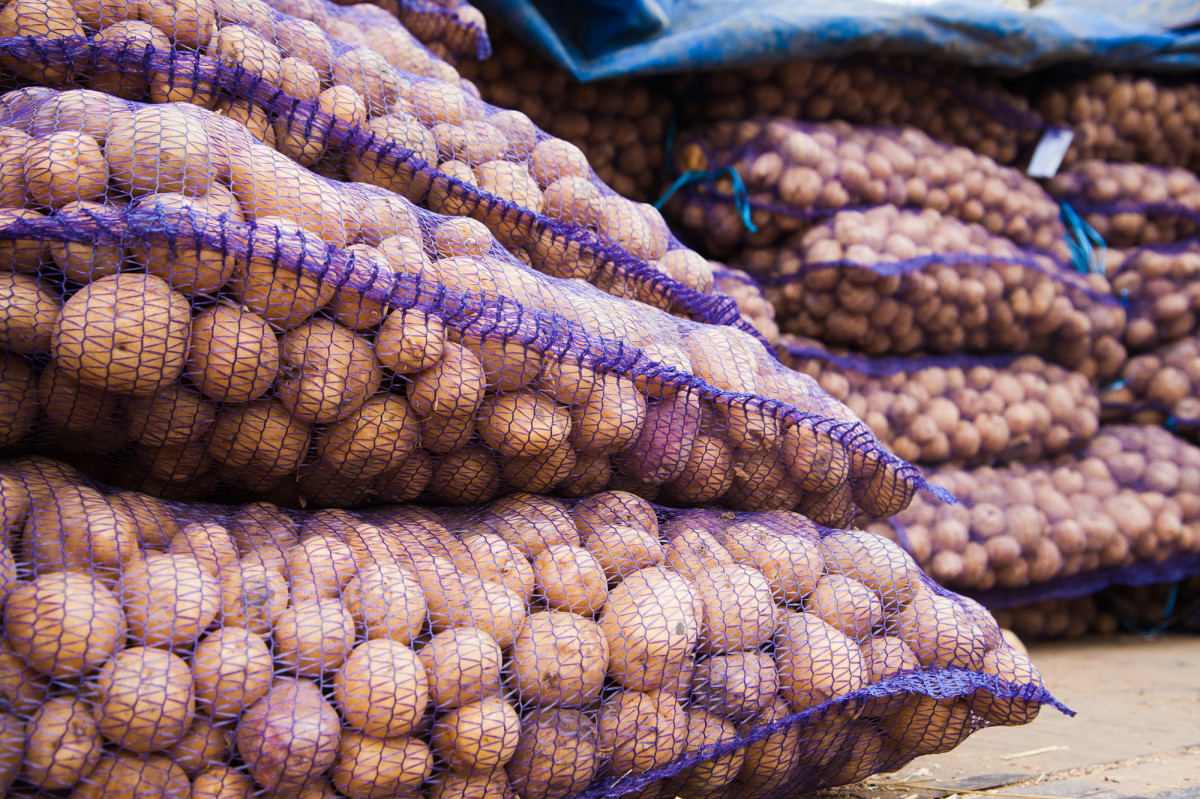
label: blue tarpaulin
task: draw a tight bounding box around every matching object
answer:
[474,0,1200,81]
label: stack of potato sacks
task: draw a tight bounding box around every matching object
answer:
[0,0,1065,796]
[651,60,1200,641]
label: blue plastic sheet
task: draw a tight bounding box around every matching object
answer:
[475,0,1200,81]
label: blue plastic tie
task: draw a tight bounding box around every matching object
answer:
[1118,287,1131,309]
[655,166,758,233]
[1167,415,1180,433]
[1060,201,1107,276]
[1163,581,1181,618]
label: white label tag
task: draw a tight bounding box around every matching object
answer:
[1027,127,1075,178]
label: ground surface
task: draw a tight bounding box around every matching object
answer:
[814,634,1200,799]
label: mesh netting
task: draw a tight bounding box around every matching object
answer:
[664,118,1070,260]
[1046,160,1200,248]
[323,0,490,62]
[729,205,1126,382]
[778,336,1100,469]
[1031,71,1200,172]
[0,462,1065,798]
[865,425,1200,607]
[1105,241,1200,352]
[457,27,673,205]
[682,55,1045,166]
[1101,337,1200,438]
[0,0,763,342]
[0,85,939,524]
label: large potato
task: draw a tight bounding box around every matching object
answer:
[774,610,867,711]
[598,689,688,776]
[20,695,101,790]
[191,626,273,719]
[418,627,504,710]
[237,678,341,794]
[510,610,609,707]
[0,272,59,356]
[507,707,599,799]
[598,567,700,691]
[91,645,196,753]
[334,638,430,738]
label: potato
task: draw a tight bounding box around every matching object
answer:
[343,561,427,644]
[820,528,921,607]
[804,573,885,642]
[185,305,280,403]
[25,480,138,578]
[571,490,658,540]
[0,642,49,717]
[274,318,382,425]
[692,564,779,654]
[125,384,217,448]
[0,352,36,448]
[409,341,486,417]
[344,115,438,201]
[618,389,702,485]
[376,308,446,374]
[663,432,735,504]
[0,272,58,356]
[585,523,665,581]
[484,493,580,558]
[106,104,216,196]
[190,765,256,799]
[274,597,357,677]
[206,398,312,478]
[774,611,867,711]
[507,707,599,799]
[458,533,534,600]
[217,556,290,636]
[418,627,503,710]
[599,567,700,691]
[33,362,123,448]
[331,732,433,799]
[20,695,101,790]
[120,552,221,649]
[896,584,988,670]
[92,645,195,752]
[130,193,238,296]
[171,714,232,775]
[428,769,512,799]
[332,48,402,116]
[237,678,342,794]
[330,639,428,740]
[53,272,191,396]
[24,132,108,210]
[168,520,238,578]
[501,441,578,495]
[882,695,974,756]
[428,445,503,505]
[475,390,569,459]
[511,610,609,707]
[716,516,825,605]
[967,647,1043,725]
[413,556,527,646]
[665,710,744,797]
[692,650,779,720]
[192,626,273,719]
[432,695,521,773]
[598,689,687,776]
[69,752,190,799]
[533,544,609,615]
[0,0,84,84]
[8,568,127,681]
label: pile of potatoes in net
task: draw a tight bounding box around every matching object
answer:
[682,55,1044,166]
[1046,160,1200,247]
[0,460,1059,798]
[1105,242,1200,352]
[322,0,491,62]
[730,205,1127,382]
[1031,72,1200,171]
[0,0,755,336]
[863,425,1200,596]
[665,118,1069,259]
[1101,337,1200,437]
[777,336,1101,469]
[0,85,933,524]
[457,27,673,204]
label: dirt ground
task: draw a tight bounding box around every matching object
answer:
[814,634,1200,799]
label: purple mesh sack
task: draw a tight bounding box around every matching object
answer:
[0,464,1065,798]
[1032,71,1200,172]
[457,27,674,205]
[1100,336,1200,437]
[1106,242,1200,352]
[665,118,1070,260]
[778,336,1100,469]
[683,55,1046,166]
[1046,160,1200,247]
[322,0,490,62]
[731,206,1127,383]
[0,85,941,525]
[864,425,1200,616]
[0,0,763,344]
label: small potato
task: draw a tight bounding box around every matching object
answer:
[274,598,357,677]
[896,584,989,670]
[68,752,190,799]
[24,131,108,210]
[92,645,196,753]
[529,138,590,189]
[228,219,339,329]
[428,770,512,799]
[692,564,778,654]
[53,272,191,396]
[774,610,867,711]
[137,0,215,50]
[585,523,665,581]
[206,398,312,478]
[192,626,273,719]
[454,329,545,392]
[120,552,221,649]
[484,493,580,557]
[172,714,233,775]
[185,305,280,403]
[132,192,238,296]
[691,650,779,720]
[882,695,974,756]
[376,308,446,374]
[661,520,735,580]
[663,432,735,504]
[428,445,504,505]
[0,640,51,720]
[237,678,341,794]
[569,374,647,456]
[0,271,59,356]
[280,56,322,101]
[820,528,922,607]
[665,710,744,797]
[343,561,428,644]
[477,390,572,459]
[409,341,486,417]
[507,708,599,799]
[413,556,526,646]
[210,24,282,86]
[618,390,702,485]
[125,384,217,447]
[598,690,688,776]
[190,765,256,799]
[460,534,535,601]
[510,610,609,707]
[168,520,239,578]
[315,394,421,478]
[804,573,886,642]
[331,732,433,799]
[501,441,578,494]
[570,490,659,541]
[0,0,84,84]
[599,567,700,691]
[431,696,520,774]
[967,647,1044,725]
[334,639,430,738]
[332,48,402,116]
[716,517,826,605]
[407,81,480,127]
[47,201,122,283]
[418,627,504,710]
[344,115,437,201]
[20,695,102,790]
[272,17,334,78]
[533,544,609,615]
[105,104,216,196]
[217,556,290,637]
[0,353,36,448]
[25,481,139,581]
[276,319,383,425]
